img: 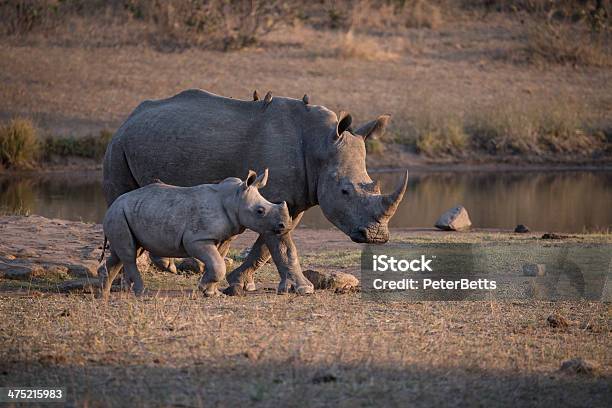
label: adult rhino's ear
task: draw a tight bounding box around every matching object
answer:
[354,114,391,141]
[253,168,269,189]
[244,170,258,189]
[333,111,353,141]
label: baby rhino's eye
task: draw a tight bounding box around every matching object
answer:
[257,207,266,216]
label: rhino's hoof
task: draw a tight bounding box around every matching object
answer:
[245,282,257,292]
[277,280,292,295]
[203,289,225,298]
[295,285,315,295]
[223,285,245,297]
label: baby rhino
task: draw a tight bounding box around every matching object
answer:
[99,169,290,297]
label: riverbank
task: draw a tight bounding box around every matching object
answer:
[2,153,612,176]
[1,214,611,292]
[0,215,610,406]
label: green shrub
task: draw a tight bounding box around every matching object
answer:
[0,118,40,169]
[466,100,601,155]
[44,130,112,160]
[415,119,468,157]
[397,114,468,157]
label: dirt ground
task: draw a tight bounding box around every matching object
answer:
[0,215,610,406]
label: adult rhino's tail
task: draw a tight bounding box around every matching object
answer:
[102,134,140,206]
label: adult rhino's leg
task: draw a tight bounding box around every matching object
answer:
[225,234,271,295]
[267,212,304,291]
[264,230,313,295]
[123,260,145,296]
[225,213,305,294]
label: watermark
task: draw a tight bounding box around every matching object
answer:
[0,387,66,403]
[361,243,611,301]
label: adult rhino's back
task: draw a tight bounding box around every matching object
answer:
[103,89,312,209]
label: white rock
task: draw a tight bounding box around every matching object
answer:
[435,206,472,231]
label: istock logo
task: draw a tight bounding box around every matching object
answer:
[373,254,434,272]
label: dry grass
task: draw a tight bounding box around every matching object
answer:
[0,292,609,406]
[466,98,605,156]
[0,118,114,169]
[404,0,443,29]
[0,118,39,169]
[0,3,610,165]
[333,30,400,61]
[392,97,607,158]
[523,19,612,67]
[43,130,113,161]
[0,216,610,405]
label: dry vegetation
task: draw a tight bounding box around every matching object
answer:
[0,218,610,406]
[0,118,112,170]
[0,118,39,169]
[394,97,609,158]
[1,294,610,407]
[0,0,610,166]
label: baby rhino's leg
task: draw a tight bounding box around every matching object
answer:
[104,212,145,296]
[99,248,123,300]
[185,241,226,297]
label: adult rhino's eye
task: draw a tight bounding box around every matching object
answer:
[257,207,266,216]
[341,188,349,196]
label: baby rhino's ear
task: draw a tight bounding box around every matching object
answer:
[244,169,268,189]
[245,168,268,189]
[244,170,258,189]
[254,168,269,189]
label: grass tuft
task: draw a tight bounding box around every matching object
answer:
[334,30,399,61]
[0,118,40,169]
[43,130,112,160]
[393,98,607,158]
[523,20,611,67]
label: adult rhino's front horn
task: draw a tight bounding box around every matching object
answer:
[378,170,409,220]
[349,170,409,244]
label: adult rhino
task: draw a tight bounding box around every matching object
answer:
[102,89,408,295]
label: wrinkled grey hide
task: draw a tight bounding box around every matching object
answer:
[103,89,407,294]
[99,170,290,297]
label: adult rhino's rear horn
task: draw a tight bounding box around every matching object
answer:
[378,170,408,220]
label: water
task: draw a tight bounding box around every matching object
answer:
[1,170,611,233]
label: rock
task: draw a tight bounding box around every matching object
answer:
[547,313,569,328]
[541,232,567,240]
[43,264,70,280]
[303,269,359,291]
[312,373,337,384]
[67,262,98,278]
[177,257,234,275]
[15,248,38,258]
[514,224,529,233]
[435,206,471,231]
[560,358,597,376]
[0,262,44,280]
[523,263,546,277]
[177,258,204,274]
[58,278,101,293]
